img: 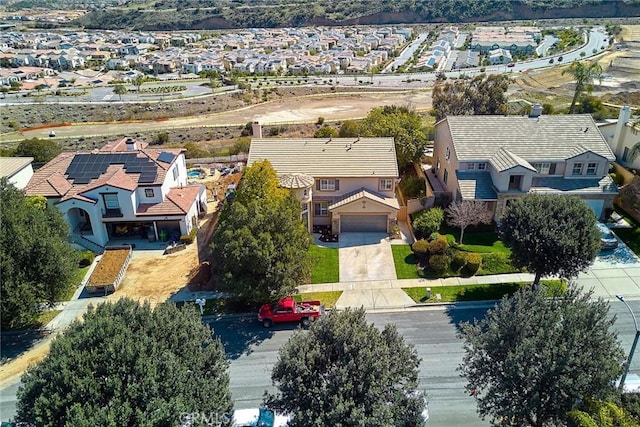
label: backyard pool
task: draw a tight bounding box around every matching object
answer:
[187,170,204,179]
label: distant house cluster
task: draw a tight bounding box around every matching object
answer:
[0,26,413,89]
[471,26,541,55]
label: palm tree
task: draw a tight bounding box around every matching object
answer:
[562,61,603,114]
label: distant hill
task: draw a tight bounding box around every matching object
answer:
[59,0,640,30]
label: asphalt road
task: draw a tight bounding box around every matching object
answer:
[2,299,640,424]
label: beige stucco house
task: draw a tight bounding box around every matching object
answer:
[432,109,618,220]
[247,136,400,234]
[598,106,640,170]
[0,156,34,189]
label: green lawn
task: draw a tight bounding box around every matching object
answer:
[613,207,640,256]
[403,280,565,303]
[309,244,339,284]
[293,291,343,308]
[392,244,517,279]
[36,309,62,327]
[440,224,511,255]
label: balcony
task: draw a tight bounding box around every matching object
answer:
[102,208,123,218]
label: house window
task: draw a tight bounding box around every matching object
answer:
[445,147,451,161]
[314,202,328,216]
[319,179,335,191]
[301,202,308,212]
[586,162,598,176]
[435,158,440,172]
[623,147,630,162]
[572,163,583,176]
[533,162,551,174]
[172,167,179,181]
[443,169,449,185]
[477,163,487,170]
[379,179,393,191]
[467,163,476,170]
[103,193,120,209]
[303,189,308,197]
[145,188,154,197]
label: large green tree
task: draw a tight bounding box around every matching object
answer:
[16,298,232,426]
[432,73,510,121]
[562,61,604,114]
[361,105,430,168]
[499,194,600,286]
[14,138,61,163]
[459,286,625,427]
[0,179,77,329]
[265,308,427,426]
[212,160,311,305]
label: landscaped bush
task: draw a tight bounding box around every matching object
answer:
[413,207,444,237]
[428,236,449,255]
[399,175,425,198]
[452,252,468,270]
[429,254,451,274]
[464,253,483,275]
[77,250,95,267]
[180,227,198,244]
[412,239,429,258]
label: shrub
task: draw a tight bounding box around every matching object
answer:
[464,253,482,275]
[429,254,451,274]
[413,207,444,237]
[399,175,425,198]
[180,227,198,244]
[412,239,429,258]
[428,236,449,255]
[77,250,95,267]
[452,252,468,270]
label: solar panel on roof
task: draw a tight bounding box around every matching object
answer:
[157,152,175,164]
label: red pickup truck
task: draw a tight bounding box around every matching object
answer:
[258,297,325,328]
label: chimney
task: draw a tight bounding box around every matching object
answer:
[614,106,632,156]
[529,103,543,118]
[252,121,263,139]
[125,137,137,150]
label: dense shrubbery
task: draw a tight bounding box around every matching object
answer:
[412,208,443,237]
[77,250,95,267]
[399,175,425,198]
[429,254,451,274]
[180,227,198,244]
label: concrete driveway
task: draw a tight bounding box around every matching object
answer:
[338,233,397,282]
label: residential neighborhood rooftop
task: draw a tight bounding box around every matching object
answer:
[0,156,34,178]
[248,137,399,178]
[443,115,616,161]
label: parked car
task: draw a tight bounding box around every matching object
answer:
[549,58,555,64]
[232,408,290,427]
[49,130,56,137]
[507,62,515,67]
[258,297,324,328]
[596,222,618,250]
[221,168,231,176]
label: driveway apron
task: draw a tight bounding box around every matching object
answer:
[338,233,397,282]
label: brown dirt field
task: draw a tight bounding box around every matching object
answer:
[0,339,52,386]
[87,247,131,286]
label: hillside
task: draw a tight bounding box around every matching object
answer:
[66,0,640,31]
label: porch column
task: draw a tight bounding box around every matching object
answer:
[153,221,159,241]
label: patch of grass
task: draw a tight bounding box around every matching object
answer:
[309,244,339,284]
[403,280,565,303]
[440,224,511,255]
[477,253,519,275]
[392,245,420,279]
[613,206,640,256]
[175,298,232,316]
[293,291,343,309]
[36,310,62,327]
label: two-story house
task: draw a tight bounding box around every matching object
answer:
[598,106,639,170]
[25,137,206,252]
[432,109,618,220]
[247,132,399,234]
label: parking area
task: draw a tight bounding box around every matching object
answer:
[338,233,397,282]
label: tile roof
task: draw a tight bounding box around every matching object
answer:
[489,148,537,172]
[456,171,498,200]
[137,185,202,216]
[248,137,398,178]
[328,187,399,210]
[444,115,616,161]
[0,157,33,178]
[278,173,314,189]
[25,148,182,202]
[530,175,618,195]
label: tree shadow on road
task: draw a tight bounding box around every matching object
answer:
[443,304,491,333]
[206,315,298,360]
[0,329,51,364]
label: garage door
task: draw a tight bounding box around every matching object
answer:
[340,215,387,232]
[584,199,604,219]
